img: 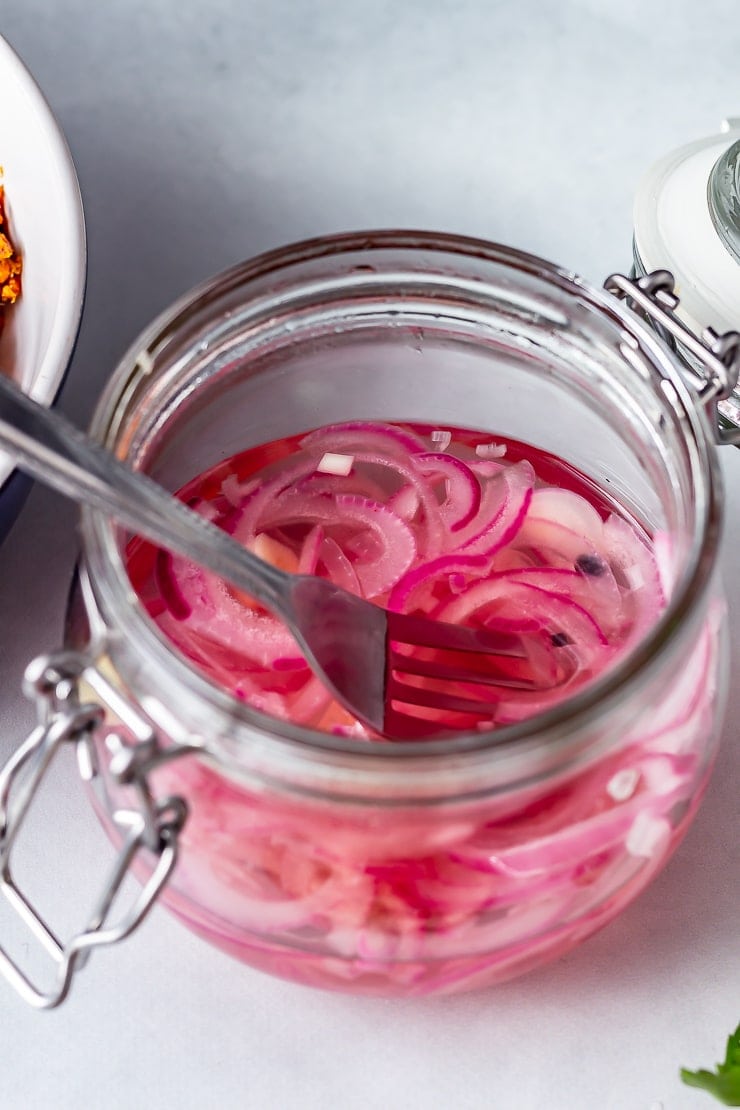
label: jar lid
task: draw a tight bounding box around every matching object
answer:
[707,134,740,267]
[633,118,740,429]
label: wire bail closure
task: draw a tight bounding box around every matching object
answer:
[0,650,195,1009]
[605,269,740,445]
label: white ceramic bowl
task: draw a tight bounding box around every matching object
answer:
[0,34,86,537]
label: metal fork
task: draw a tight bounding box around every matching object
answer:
[0,376,536,738]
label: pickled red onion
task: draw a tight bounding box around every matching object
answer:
[416,452,481,532]
[128,421,667,739]
[124,422,724,999]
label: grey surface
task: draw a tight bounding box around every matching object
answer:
[0,3,738,1107]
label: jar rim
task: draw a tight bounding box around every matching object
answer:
[81,229,722,767]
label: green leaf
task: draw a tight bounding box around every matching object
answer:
[680,1024,740,1106]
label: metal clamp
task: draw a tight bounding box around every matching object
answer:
[0,651,193,1009]
[604,269,740,445]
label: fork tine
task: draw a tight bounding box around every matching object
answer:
[386,611,525,657]
[383,612,538,729]
[386,675,498,717]
[388,648,536,690]
[381,708,462,740]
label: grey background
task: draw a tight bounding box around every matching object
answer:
[0,3,738,1107]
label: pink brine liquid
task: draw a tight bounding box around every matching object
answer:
[123,421,722,994]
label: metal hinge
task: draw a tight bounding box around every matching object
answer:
[0,651,198,1009]
[604,270,740,446]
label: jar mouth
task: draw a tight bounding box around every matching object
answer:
[81,229,722,764]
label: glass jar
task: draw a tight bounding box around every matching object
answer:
[633,118,740,438]
[0,231,734,1008]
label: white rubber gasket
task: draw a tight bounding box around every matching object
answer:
[633,127,740,337]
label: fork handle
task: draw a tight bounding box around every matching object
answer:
[0,375,289,613]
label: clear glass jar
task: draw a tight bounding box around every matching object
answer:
[632,119,740,437]
[1,232,730,1004]
[708,138,740,266]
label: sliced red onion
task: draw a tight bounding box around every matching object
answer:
[437,578,610,670]
[156,556,301,668]
[221,472,259,509]
[517,516,602,567]
[130,410,717,997]
[293,470,389,504]
[317,536,362,595]
[333,450,446,555]
[602,513,663,641]
[132,421,673,754]
[253,489,417,597]
[469,459,506,479]
[416,452,482,531]
[528,487,604,544]
[387,483,420,522]
[459,462,534,554]
[387,553,491,613]
[495,566,625,639]
[286,674,333,724]
[300,420,428,456]
[297,526,324,576]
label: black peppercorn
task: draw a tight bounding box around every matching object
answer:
[575,553,606,577]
